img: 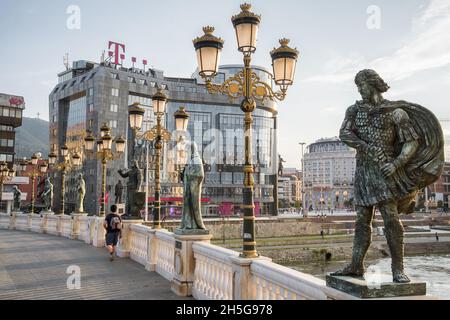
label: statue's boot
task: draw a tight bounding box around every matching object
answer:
[386,229,410,283]
[380,202,411,283]
[332,206,373,277]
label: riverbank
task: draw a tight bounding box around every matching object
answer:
[213,234,450,264]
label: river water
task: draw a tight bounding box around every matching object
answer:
[287,254,450,299]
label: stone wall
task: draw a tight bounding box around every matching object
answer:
[146,217,324,240]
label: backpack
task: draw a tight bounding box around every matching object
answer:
[110,216,121,231]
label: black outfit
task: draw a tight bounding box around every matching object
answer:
[105,213,121,246]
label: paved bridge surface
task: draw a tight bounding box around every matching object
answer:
[0,229,190,300]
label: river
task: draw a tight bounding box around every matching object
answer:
[286,254,450,299]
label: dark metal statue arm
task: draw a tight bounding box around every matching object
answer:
[339,107,369,152]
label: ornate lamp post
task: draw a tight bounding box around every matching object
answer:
[128,89,188,228]
[0,161,16,212]
[47,146,82,215]
[193,3,299,258]
[83,124,125,216]
[22,153,48,213]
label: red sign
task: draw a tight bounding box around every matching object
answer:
[106,42,148,69]
[9,97,24,106]
[108,41,125,65]
[147,197,211,203]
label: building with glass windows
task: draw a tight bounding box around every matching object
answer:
[0,93,24,164]
[303,137,356,211]
[49,60,278,216]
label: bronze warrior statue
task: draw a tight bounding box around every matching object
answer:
[332,69,444,283]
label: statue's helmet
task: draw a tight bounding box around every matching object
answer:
[355,69,390,93]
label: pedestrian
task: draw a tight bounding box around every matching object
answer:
[320,230,324,239]
[436,232,439,242]
[103,204,122,261]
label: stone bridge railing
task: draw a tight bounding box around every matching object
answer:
[0,212,356,300]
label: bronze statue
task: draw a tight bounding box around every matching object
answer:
[12,185,21,211]
[114,180,124,204]
[75,173,86,213]
[118,160,143,217]
[41,178,54,212]
[332,69,444,283]
[180,141,207,231]
[278,154,286,176]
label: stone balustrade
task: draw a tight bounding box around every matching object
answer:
[0,213,362,300]
[30,214,43,233]
[192,242,238,300]
[13,213,30,231]
[129,224,152,266]
[78,216,92,243]
[60,215,73,238]
[155,230,175,281]
[249,259,356,300]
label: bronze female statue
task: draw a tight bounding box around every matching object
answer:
[180,141,207,231]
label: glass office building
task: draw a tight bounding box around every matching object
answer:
[50,61,278,216]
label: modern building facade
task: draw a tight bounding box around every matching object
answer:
[0,93,24,164]
[49,58,278,216]
[0,93,25,211]
[303,137,356,211]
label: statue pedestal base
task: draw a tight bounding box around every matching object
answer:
[171,231,213,297]
[326,274,427,299]
[174,228,210,236]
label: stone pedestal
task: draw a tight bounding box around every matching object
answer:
[171,230,213,297]
[92,217,106,247]
[71,213,88,240]
[116,219,143,258]
[326,274,427,299]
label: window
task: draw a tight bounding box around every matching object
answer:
[110,72,118,79]
[52,129,57,137]
[149,81,156,87]
[7,140,13,147]
[89,103,94,112]
[110,104,118,112]
[128,76,135,83]
[109,120,117,128]
[88,88,93,96]
[88,119,93,128]
[3,108,9,117]
[52,115,57,122]
[160,84,168,90]
[139,79,147,85]
[111,88,119,96]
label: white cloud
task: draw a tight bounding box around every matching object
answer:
[302,0,450,83]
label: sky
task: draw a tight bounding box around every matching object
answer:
[0,0,449,167]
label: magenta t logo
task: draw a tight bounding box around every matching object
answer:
[108,41,126,65]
